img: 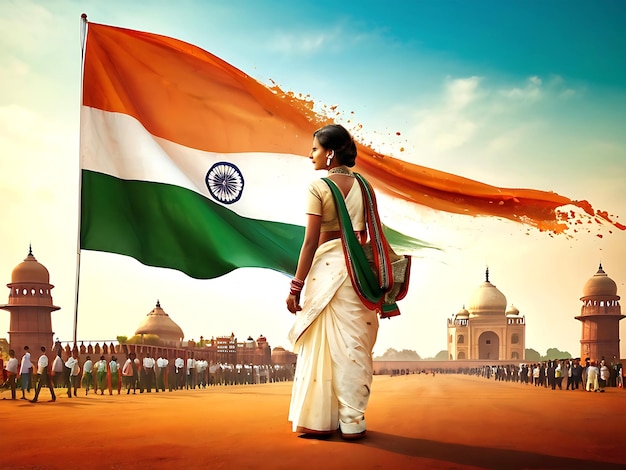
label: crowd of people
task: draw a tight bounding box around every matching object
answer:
[459,357,624,392]
[1,345,295,402]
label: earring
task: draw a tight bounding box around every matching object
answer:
[326,152,334,167]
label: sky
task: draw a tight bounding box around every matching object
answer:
[1,0,625,359]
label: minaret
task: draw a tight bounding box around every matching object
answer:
[576,264,623,361]
[0,247,60,354]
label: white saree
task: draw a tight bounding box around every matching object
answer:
[288,238,379,434]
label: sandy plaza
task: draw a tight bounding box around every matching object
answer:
[2,372,624,470]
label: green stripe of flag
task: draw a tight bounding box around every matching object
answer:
[80,170,304,279]
[382,224,442,256]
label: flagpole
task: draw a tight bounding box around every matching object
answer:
[73,13,88,346]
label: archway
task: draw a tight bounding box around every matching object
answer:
[478,331,499,360]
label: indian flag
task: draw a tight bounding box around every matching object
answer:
[80,22,601,280]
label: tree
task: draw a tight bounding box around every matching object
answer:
[543,348,572,360]
[374,348,421,361]
[126,334,162,346]
[116,335,128,344]
[525,347,572,361]
[525,348,541,361]
[432,350,448,361]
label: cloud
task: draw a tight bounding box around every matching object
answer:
[403,76,483,155]
[500,75,543,101]
[265,18,380,56]
[403,74,587,159]
[269,31,330,54]
[445,76,482,110]
[0,1,57,53]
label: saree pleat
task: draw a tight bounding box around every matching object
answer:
[288,239,379,433]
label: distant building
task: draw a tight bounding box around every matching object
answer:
[0,247,288,368]
[134,300,184,347]
[576,264,623,361]
[447,268,526,361]
[0,247,60,356]
[192,333,269,365]
[271,346,297,367]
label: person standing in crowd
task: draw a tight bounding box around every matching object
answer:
[532,364,540,386]
[109,356,121,394]
[536,363,542,386]
[52,348,65,388]
[95,355,107,395]
[19,345,32,400]
[582,357,590,390]
[520,364,529,385]
[195,358,206,388]
[4,349,18,400]
[65,350,81,397]
[167,354,177,391]
[547,361,556,390]
[586,361,599,392]
[142,353,156,393]
[599,360,610,393]
[175,355,184,390]
[555,361,563,390]
[123,352,140,394]
[208,361,218,386]
[573,359,583,390]
[156,354,168,392]
[30,346,56,403]
[286,124,380,440]
[610,357,619,387]
[186,355,195,390]
[133,352,142,392]
[82,355,93,395]
[122,353,135,394]
[565,360,574,390]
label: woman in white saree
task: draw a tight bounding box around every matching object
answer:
[286,124,378,440]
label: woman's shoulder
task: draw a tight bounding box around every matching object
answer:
[308,177,333,197]
[309,177,330,189]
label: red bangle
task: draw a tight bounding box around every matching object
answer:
[290,278,304,296]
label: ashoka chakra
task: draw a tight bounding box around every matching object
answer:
[206,162,244,204]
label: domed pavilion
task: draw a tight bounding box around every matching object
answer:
[0,246,60,355]
[134,300,184,347]
[576,264,623,362]
[447,268,525,361]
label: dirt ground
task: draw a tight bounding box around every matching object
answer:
[2,373,624,470]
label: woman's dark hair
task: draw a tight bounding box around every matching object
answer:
[313,124,357,167]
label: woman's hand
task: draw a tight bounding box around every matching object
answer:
[286,293,302,314]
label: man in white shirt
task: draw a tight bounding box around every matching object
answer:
[174,356,184,390]
[4,349,18,400]
[51,349,65,388]
[95,356,108,395]
[156,355,168,392]
[65,350,81,397]
[142,353,156,393]
[31,346,56,403]
[19,345,32,400]
[82,355,94,395]
[186,356,195,390]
